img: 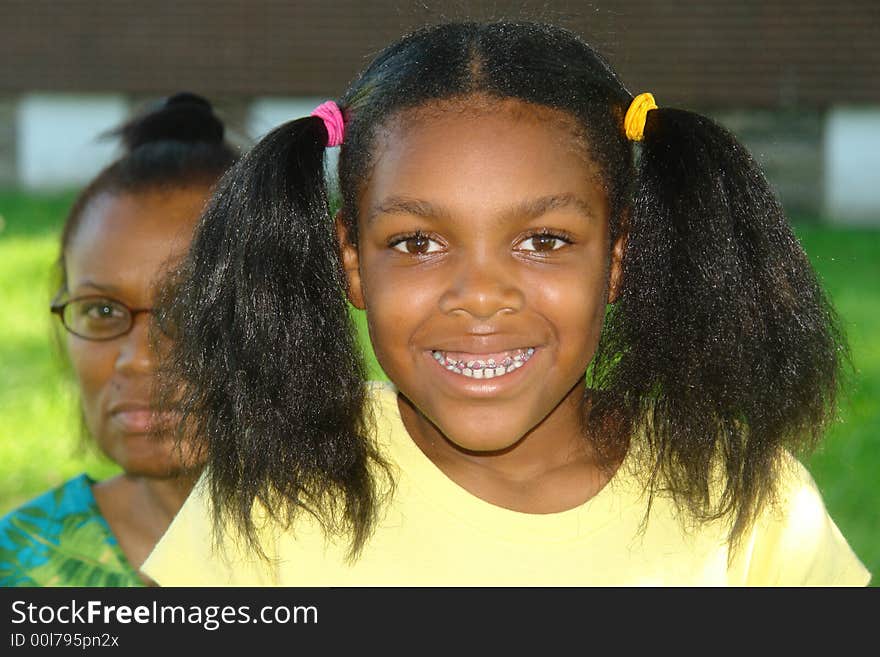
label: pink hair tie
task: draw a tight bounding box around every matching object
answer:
[311,101,345,147]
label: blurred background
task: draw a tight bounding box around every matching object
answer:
[1,1,877,581]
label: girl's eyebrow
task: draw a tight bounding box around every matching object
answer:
[367,196,450,225]
[508,193,596,223]
[368,193,595,225]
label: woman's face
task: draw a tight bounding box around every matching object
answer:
[343,98,624,456]
[63,186,209,478]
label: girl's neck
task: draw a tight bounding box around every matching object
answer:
[398,382,616,514]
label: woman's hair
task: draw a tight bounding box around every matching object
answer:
[55,92,239,296]
[161,21,846,557]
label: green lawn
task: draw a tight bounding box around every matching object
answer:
[1,189,877,583]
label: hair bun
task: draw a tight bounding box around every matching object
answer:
[117,91,225,151]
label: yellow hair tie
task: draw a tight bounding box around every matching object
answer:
[624,92,658,142]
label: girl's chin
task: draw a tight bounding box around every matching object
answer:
[436,425,531,455]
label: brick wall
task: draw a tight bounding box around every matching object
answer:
[710,109,824,217]
[0,98,16,185]
[2,1,878,108]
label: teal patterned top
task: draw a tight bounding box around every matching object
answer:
[0,474,143,587]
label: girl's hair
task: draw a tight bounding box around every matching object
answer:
[161,21,846,558]
[56,92,239,295]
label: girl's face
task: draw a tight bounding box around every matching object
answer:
[63,187,208,478]
[343,98,623,456]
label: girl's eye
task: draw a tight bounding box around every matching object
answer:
[518,233,570,252]
[390,233,443,255]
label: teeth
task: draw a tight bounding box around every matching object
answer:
[432,348,536,380]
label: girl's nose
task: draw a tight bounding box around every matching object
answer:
[114,314,155,375]
[438,253,524,320]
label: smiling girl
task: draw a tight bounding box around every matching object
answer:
[144,22,868,585]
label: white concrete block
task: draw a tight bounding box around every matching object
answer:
[17,94,129,189]
[824,107,880,224]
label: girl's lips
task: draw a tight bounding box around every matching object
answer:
[429,346,537,382]
[434,347,533,365]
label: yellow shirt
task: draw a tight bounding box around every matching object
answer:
[143,383,870,586]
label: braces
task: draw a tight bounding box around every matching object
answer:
[431,347,535,379]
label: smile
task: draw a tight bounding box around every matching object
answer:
[431,347,535,379]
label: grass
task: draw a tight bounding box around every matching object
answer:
[789,223,880,579]
[0,189,876,584]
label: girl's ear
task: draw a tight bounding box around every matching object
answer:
[335,213,366,310]
[607,231,627,305]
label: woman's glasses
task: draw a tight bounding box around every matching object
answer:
[50,296,154,341]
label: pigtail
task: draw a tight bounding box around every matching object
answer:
[593,107,847,544]
[159,115,386,559]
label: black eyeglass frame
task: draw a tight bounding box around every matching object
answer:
[50,295,154,342]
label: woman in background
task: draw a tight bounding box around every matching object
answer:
[0,93,238,586]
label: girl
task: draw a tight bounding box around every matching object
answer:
[144,22,869,585]
[0,93,238,586]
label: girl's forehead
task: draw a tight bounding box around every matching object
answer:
[376,95,590,152]
[356,97,609,227]
[358,96,601,197]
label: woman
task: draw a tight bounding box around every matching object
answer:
[0,93,238,586]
